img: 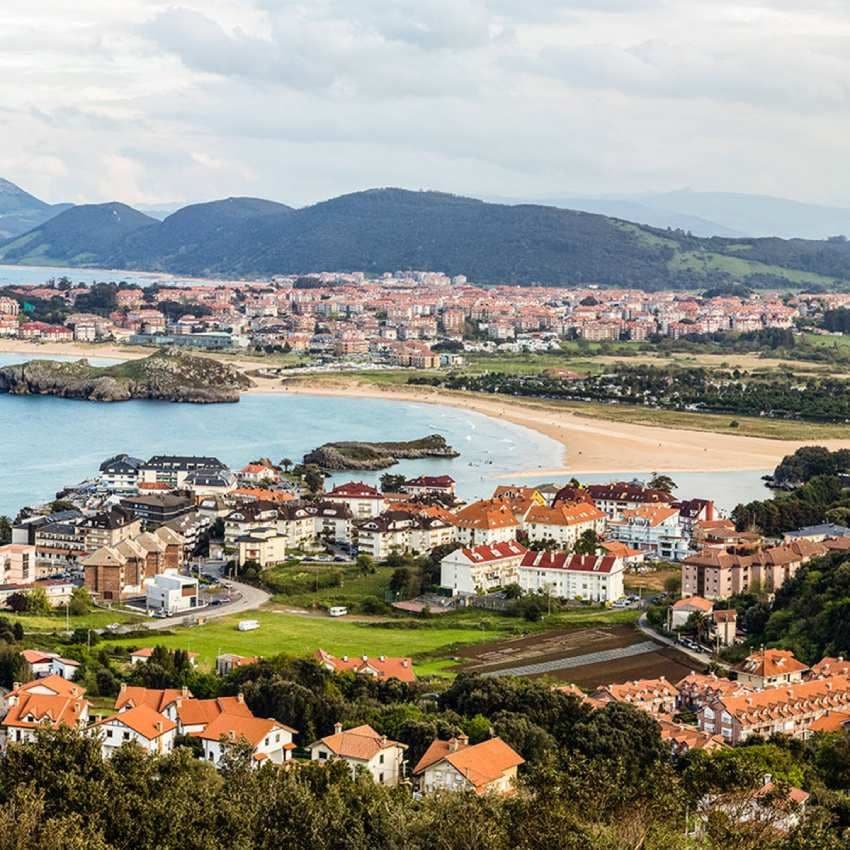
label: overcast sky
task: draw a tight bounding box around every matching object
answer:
[1,1,848,207]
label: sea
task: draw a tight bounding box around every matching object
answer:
[0,352,772,518]
[0,263,200,288]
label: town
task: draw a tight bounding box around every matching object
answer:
[1,445,849,839]
[2,273,847,364]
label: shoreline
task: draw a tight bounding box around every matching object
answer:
[3,339,850,475]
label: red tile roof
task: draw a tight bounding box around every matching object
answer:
[413,737,524,792]
[519,550,620,574]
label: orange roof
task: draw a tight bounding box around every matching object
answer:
[808,710,850,734]
[232,487,294,504]
[176,696,253,728]
[3,692,88,730]
[600,541,643,558]
[526,502,605,527]
[672,596,714,612]
[195,712,295,746]
[720,675,850,717]
[413,737,524,791]
[811,657,850,678]
[96,703,176,739]
[139,481,172,491]
[312,724,404,760]
[620,504,679,526]
[115,686,190,714]
[315,650,416,683]
[12,676,84,699]
[599,677,679,703]
[734,649,809,679]
[453,499,518,530]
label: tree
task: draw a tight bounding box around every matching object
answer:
[68,586,92,617]
[303,466,324,495]
[356,554,374,577]
[379,473,407,492]
[0,516,11,545]
[572,529,600,556]
[7,593,29,614]
[280,458,293,473]
[26,587,51,617]
[0,645,23,689]
[648,473,677,494]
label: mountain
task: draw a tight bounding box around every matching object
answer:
[4,187,850,289]
[0,203,157,267]
[113,197,293,271]
[0,178,72,241]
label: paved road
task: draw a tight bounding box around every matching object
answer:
[479,640,662,679]
[145,578,271,631]
[636,613,715,665]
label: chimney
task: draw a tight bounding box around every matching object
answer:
[155,720,163,732]
[119,683,126,695]
[182,686,189,697]
[380,735,387,747]
[334,722,343,735]
[237,693,244,703]
[342,655,348,662]
[379,655,385,662]
[362,655,368,662]
[448,737,459,752]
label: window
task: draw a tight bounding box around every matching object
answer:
[378,773,384,784]
[379,754,384,764]
[318,751,327,760]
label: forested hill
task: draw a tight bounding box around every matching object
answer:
[3,187,850,289]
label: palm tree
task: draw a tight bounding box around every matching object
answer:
[280,458,293,474]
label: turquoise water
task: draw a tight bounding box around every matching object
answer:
[0,353,770,517]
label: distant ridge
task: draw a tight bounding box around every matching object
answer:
[0,178,72,240]
[2,183,850,289]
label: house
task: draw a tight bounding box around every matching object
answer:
[524,502,606,548]
[324,482,387,519]
[139,455,228,489]
[78,506,141,553]
[673,499,716,539]
[98,454,144,493]
[440,541,529,596]
[712,609,738,647]
[146,570,199,615]
[413,735,524,795]
[784,523,850,543]
[733,649,809,690]
[355,510,454,560]
[114,685,191,722]
[657,719,726,756]
[120,493,195,525]
[0,544,37,585]
[94,703,177,758]
[224,501,281,550]
[600,540,645,567]
[592,677,679,717]
[676,671,749,711]
[308,723,406,786]
[1,677,90,746]
[518,550,625,603]
[699,676,850,744]
[309,502,354,545]
[668,595,714,630]
[607,505,690,561]
[19,649,80,681]
[183,468,237,496]
[452,500,519,547]
[582,482,674,520]
[175,694,253,734]
[239,463,279,485]
[314,650,416,683]
[216,654,259,676]
[195,713,297,767]
[236,527,287,568]
[403,475,456,498]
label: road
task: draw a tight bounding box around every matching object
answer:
[637,613,716,667]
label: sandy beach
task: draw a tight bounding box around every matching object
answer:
[3,339,849,475]
[250,376,850,475]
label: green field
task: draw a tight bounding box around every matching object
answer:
[264,561,395,609]
[6,609,143,634]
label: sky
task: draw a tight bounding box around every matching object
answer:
[1,0,848,208]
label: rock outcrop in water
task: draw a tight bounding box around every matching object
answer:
[0,348,253,403]
[303,435,460,470]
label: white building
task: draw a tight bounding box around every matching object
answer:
[324,483,387,519]
[524,502,606,548]
[440,541,528,596]
[308,723,406,786]
[195,713,297,768]
[413,735,523,795]
[94,704,177,758]
[145,570,199,615]
[518,551,625,603]
[452,500,519,547]
[235,527,287,568]
[607,505,690,562]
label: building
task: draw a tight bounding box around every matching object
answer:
[79,507,141,553]
[98,454,144,492]
[216,654,259,676]
[413,735,524,795]
[676,671,749,712]
[0,544,36,585]
[1,677,89,746]
[517,551,625,603]
[120,493,195,525]
[524,502,606,548]
[402,476,456,498]
[139,455,228,489]
[592,677,679,717]
[94,703,177,758]
[607,505,690,561]
[314,650,416,683]
[440,541,529,596]
[452,500,519,547]
[114,685,189,721]
[355,511,454,560]
[194,713,297,768]
[733,649,809,690]
[175,694,253,735]
[19,649,80,681]
[145,570,199,615]
[668,596,714,630]
[324,482,387,519]
[582,482,674,520]
[699,676,850,744]
[308,723,406,786]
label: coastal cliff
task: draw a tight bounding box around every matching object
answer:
[0,349,253,403]
[303,434,459,470]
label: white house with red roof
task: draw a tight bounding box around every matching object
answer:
[607,504,690,561]
[308,723,406,786]
[175,694,254,735]
[524,501,606,548]
[193,713,297,768]
[413,734,524,795]
[440,541,529,596]
[239,462,279,485]
[19,649,80,681]
[451,499,519,547]
[324,482,387,518]
[402,476,456,498]
[93,703,177,758]
[1,677,90,746]
[517,551,625,603]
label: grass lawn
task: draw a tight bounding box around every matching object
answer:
[624,566,679,594]
[5,609,143,634]
[105,606,639,675]
[266,562,394,609]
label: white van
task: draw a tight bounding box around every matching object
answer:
[328,606,348,618]
[237,619,260,631]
